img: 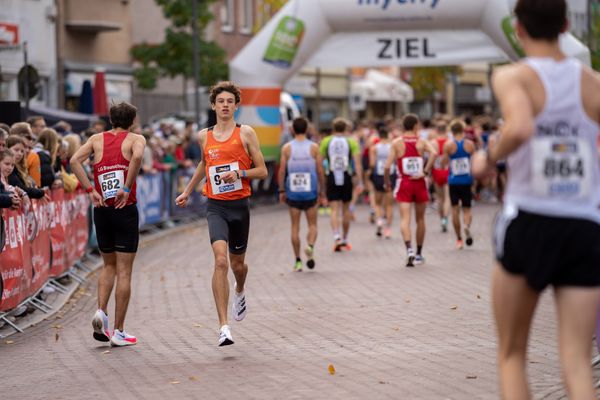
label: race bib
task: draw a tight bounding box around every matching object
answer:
[532,138,592,198]
[209,162,242,195]
[402,157,423,177]
[98,170,124,200]
[332,155,348,172]
[290,172,311,192]
[450,157,470,176]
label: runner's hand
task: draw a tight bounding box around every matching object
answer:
[220,171,238,184]
[89,190,105,208]
[114,189,129,209]
[175,193,189,208]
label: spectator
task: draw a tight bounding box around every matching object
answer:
[6,136,46,200]
[34,128,61,188]
[26,116,47,138]
[0,148,28,209]
[10,122,42,187]
[57,138,79,192]
[52,120,72,136]
[0,127,6,151]
[91,119,107,133]
[0,123,10,135]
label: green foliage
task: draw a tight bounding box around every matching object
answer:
[410,66,461,100]
[131,0,228,90]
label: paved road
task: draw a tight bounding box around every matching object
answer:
[2,202,597,399]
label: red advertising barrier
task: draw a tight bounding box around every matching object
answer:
[0,189,90,312]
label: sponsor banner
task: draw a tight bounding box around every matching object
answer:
[137,173,168,227]
[50,189,67,278]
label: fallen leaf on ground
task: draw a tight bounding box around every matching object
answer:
[297,306,304,310]
[450,305,458,310]
[52,324,63,329]
[189,376,198,381]
[392,327,400,331]
[466,375,477,379]
[405,299,411,303]
[55,333,60,342]
[379,380,388,384]
[5,340,14,344]
[328,364,336,375]
[170,380,180,384]
[102,350,110,354]
[476,293,481,299]
[193,324,203,328]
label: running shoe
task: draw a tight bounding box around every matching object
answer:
[414,255,425,265]
[218,325,234,346]
[376,225,382,237]
[293,260,303,272]
[369,210,376,224]
[406,249,415,268]
[232,282,247,321]
[341,241,352,251]
[441,217,448,233]
[456,240,464,250]
[383,227,392,239]
[305,246,315,269]
[92,309,110,342]
[465,228,473,246]
[110,329,137,347]
[334,239,344,252]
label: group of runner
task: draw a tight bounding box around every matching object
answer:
[71,2,600,397]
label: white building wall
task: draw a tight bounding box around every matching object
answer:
[0,0,58,107]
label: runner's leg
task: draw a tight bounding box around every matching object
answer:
[554,286,600,399]
[492,264,540,400]
[114,252,136,331]
[306,205,318,247]
[400,202,412,244]
[98,252,116,312]
[452,205,461,241]
[330,200,341,238]
[211,241,230,327]
[415,202,426,248]
[289,207,302,259]
[341,201,351,241]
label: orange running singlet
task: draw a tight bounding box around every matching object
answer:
[203,124,252,200]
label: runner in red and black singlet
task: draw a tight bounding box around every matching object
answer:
[384,114,437,267]
[71,101,146,348]
[430,122,450,233]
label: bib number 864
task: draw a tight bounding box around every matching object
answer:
[101,179,121,192]
[544,158,584,178]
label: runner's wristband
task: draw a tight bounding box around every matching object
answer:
[85,186,93,193]
[242,170,247,178]
[123,187,131,193]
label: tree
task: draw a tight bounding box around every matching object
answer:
[409,66,461,114]
[130,0,228,97]
[255,0,288,31]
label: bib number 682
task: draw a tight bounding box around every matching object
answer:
[101,179,120,192]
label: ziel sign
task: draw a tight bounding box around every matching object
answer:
[377,37,436,59]
[358,0,440,10]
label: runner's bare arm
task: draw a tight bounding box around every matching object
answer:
[278,143,290,201]
[421,139,437,174]
[241,125,268,179]
[71,134,104,207]
[441,141,452,168]
[177,130,207,205]
[383,140,399,190]
[312,143,326,196]
[115,135,146,209]
[369,144,377,170]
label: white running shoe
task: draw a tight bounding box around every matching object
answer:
[218,325,234,346]
[92,309,110,342]
[414,254,425,265]
[232,282,247,321]
[110,329,137,347]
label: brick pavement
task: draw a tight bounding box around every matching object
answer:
[1,202,598,399]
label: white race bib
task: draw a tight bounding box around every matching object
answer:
[290,172,311,192]
[402,157,423,177]
[450,157,470,176]
[98,170,124,200]
[332,155,348,172]
[532,138,592,199]
[209,162,242,195]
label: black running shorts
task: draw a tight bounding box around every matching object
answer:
[494,208,600,291]
[206,198,250,255]
[371,174,396,193]
[326,173,353,203]
[286,198,317,211]
[449,184,473,207]
[93,204,139,253]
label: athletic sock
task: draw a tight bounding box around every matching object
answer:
[417,245,423,256]
[404,241,411,250]
[296,257,301,263]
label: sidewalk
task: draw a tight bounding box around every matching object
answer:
[1,203,596,399]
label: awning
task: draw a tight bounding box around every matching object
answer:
[350,69,414,103]
[24,104,97,133]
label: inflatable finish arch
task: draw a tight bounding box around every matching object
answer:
[231,0,590,160]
